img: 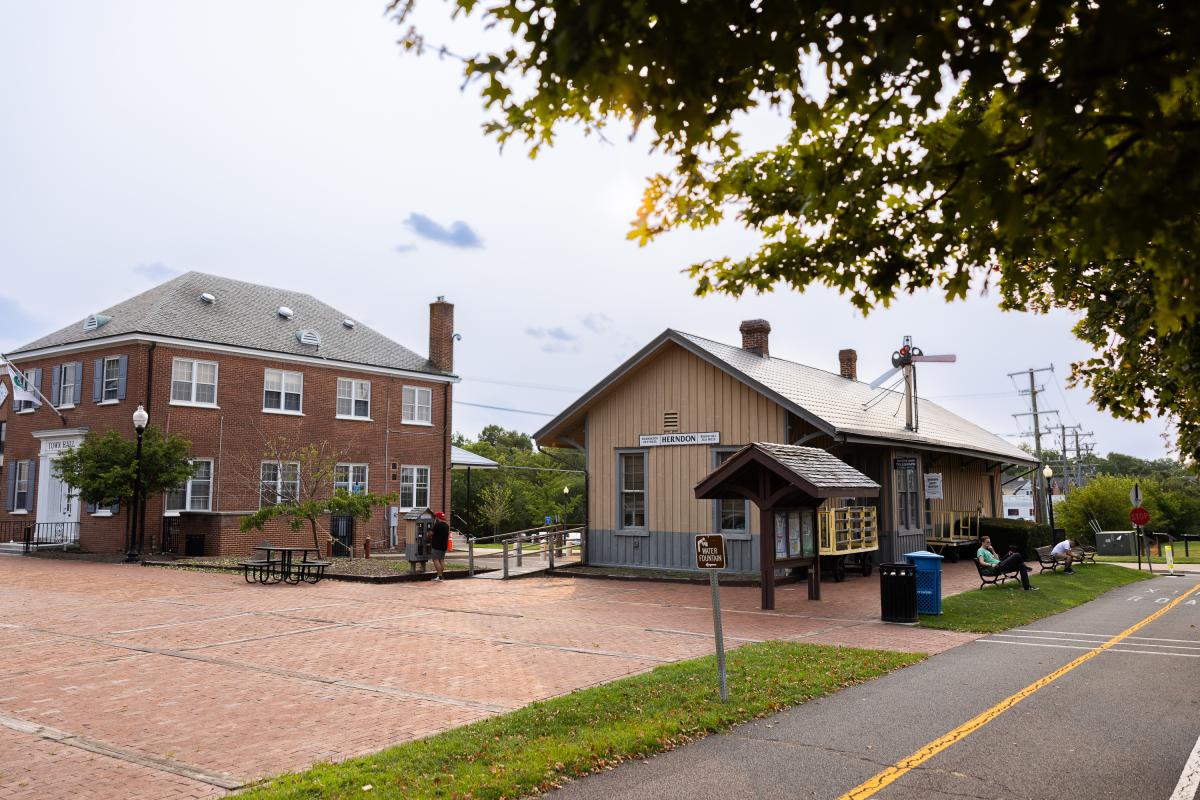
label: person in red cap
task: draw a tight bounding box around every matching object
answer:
[430,511,451,582]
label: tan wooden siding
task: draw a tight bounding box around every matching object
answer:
[587,342,786,534]
[923,454,1002,517]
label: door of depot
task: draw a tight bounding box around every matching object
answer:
[34,431,86,525]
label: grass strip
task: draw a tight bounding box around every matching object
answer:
[239,642,922,799]
[921,563,1153,633]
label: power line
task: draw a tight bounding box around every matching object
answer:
[462,376,585,393]
[454,400,556,417]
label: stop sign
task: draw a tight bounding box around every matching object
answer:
[1130,506,1150,526]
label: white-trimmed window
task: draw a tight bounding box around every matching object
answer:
[334,463,368,495]
[401,386,432,425]
[171,358,218,406]
[619,451,647,529]
[58,363,78,408]
[14,460,32,511]
[102,357,121,402]
[260,461,300,507]
[336,378,371,419]
[263,369,303,413]
[165,459,213,512]
[399,465,430,509]
[713,448,748,534]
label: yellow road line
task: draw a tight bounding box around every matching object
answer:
[839,581,1200,800]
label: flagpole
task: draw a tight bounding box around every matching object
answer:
[0,352,68,425]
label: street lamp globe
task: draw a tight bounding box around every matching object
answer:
[1042,465,1053,480]
[132,405,149,431]
[563,485,570,495]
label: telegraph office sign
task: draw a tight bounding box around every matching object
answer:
[640,432,720,447]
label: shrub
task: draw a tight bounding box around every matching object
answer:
[977,517,1053,560]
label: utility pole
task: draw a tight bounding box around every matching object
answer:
[1009,366,1058,524]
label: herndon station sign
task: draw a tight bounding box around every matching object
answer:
[639,432,720,447]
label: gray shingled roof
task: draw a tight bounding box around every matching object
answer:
[674,331,1034,464]
[12,272,451,376]
[751,442,881,491]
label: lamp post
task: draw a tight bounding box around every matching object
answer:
[1043,465,1058,542]
[125,405,149,563]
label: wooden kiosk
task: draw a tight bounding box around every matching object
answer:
[695,442,881,610]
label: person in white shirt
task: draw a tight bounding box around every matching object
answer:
[1050,538,1075,574]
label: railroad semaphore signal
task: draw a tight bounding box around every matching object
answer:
[867,336,957,432]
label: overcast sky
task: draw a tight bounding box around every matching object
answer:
[0,2,1174,461]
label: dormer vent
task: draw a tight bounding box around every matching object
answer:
[342,319,356,329]
[82,314,112,332]
[296,329,321,347]
[199,292,216,305]
[277,306,294,320]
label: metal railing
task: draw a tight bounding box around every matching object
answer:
[466,524,585,577]
[817,506,878,555]
[0,521,81,553]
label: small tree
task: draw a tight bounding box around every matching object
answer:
[54,426,196,510]
[237,438,395,556]
[477,483,514,536]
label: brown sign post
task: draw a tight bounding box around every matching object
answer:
[696,534,728,702]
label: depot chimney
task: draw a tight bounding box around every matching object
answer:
[739,319,771,358]
[838,348,858,381]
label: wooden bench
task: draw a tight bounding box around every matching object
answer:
[974,557,1021,589]
[1072,545,1097,565]
[1035,545,1071,573]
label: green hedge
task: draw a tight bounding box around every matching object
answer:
[977,517,1053,561]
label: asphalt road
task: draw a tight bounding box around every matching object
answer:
[551,573,1200,800]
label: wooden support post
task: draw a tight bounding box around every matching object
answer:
[808,555,822,600]
[760,507,775,610]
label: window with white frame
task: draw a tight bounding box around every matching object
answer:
[171,358,218,405]
[14,460,32,511]
[401,386,432,424]
[713,449,748,533]
[334,463,368,495]
[619,451,647,529]
[263,369,303,413]
[165,459,213,512]
[259,461,300,507]
[102,356,121,402]
[336,378,370,419]
[58,363,78,407]
[399,465,429,509]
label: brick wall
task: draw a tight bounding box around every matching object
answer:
[0,342,452,558]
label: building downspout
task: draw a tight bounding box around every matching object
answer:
[139,342,156,554]
[442,384,449,513]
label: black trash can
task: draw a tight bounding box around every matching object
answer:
[880,563,918,624]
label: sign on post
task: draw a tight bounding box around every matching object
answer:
[695,534,728,702]
[1130,483,1143,508]
[1130,507,1150,527]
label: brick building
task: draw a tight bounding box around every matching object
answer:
[0,272,457,557]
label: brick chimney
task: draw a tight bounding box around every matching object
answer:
[838,348,858,381]
[739,319,771,358]
[429,296,454,372]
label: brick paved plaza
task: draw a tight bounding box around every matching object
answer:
[0,557,980,798]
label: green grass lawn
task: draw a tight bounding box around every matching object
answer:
[921,563,1153,634]
[238,642,922,799]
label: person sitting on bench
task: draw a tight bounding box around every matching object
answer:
[1050,538,1076,574]
[977,536,1037,591]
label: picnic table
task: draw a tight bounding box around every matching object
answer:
[239,545,330,585]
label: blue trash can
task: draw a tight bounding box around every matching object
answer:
[905,550,944,615]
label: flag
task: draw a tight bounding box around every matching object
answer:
[0,360,41,409]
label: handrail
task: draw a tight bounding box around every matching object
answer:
[469,527,584,576]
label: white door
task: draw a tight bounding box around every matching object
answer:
[36,436,83,526]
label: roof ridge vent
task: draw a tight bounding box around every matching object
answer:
[296,329,321,347]
[82,314,112,332]
[199,292,216,305]
[342,318,356,329]
[277,306,294,320]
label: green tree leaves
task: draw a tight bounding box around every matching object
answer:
[399,0,1200,460]
[53,426,196,507]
